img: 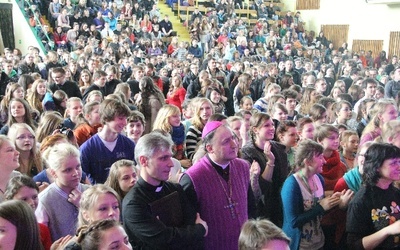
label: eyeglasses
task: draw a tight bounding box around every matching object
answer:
[16,135,35,140]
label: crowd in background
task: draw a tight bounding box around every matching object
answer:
[2,0,400,249]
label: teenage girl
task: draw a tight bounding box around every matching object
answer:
[105,159,139,199]
[5,175,52,250]
[27,79,48,114]
[0,98,36,135]
[63,97,83,130]
[153,104,191,168]
[35,143,90,241]
[8,123,43,177]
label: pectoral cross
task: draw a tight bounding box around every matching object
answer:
[224,198,238,219]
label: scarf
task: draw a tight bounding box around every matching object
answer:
[342,167,362,193]
[171,123,185,146]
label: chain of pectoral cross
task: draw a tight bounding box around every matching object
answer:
[214,167,239,219]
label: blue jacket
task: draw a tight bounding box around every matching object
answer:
[281,174,326,250]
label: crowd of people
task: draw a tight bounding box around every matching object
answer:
[2,0,400,249]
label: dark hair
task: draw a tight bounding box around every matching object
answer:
[362,143,400,186]
[4,175,38,200]
[100,99,131,124]
[337,93,353,104]
[77,219,124,250]
[0,200,43,250]
[276,120,297,143]
[295,139,324,169]
[318,97,336,107]
[281,89,298,100]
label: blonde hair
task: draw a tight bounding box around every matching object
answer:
[42,142,80,170]
[78,184,120,227]
[153,104,181,133]
[36,111,64,143]
[362,99,397,137]
[381,120,400,143]
[191,98,214,130]
[65,97,83,118]
[26,79,47,114]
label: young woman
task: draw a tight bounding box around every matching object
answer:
[0,135,21,202]
[206,87,225,115]
[35,143,90,241]
[241,112,289,227]
[74,101,102,146]
[185,98,214,160]
[333,100,353,126]
[8,123,43,177]
[5,175,52,250]
[276,121,298,170]
[328,86,343,101]
[298,87,319,117]
[27,79,49,115]
[0,200,43,250]
[105,160,138,199]
[233,73,252,112]
[347,143,400,249]
[239,96,254,112]
[360,100,398,147]
[166,76,186,112]
[114,83,135,109]
[153,105,191,168]
[136,76,165,134]
[0,98,36,135]
[78,69,93,95]
[355,98,375,137]
[35,111,64,143]
[281,139,343,250]
[0,83,25,126]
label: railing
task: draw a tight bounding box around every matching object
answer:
[16,0,52,53]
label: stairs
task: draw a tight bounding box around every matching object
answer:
[157,1,191,42]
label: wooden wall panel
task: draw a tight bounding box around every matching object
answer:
[389,32,400,59]
[320,25,349,50]
[351,40,383,59]
[296,0,320,10]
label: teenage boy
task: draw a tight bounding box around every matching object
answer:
[125,110,145,144]
[80,99,135,184]
[49,67,82,99]
[82,70,107,102]
[353,78,377,114]
[281,89,300,121]
[315,124,350,250]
